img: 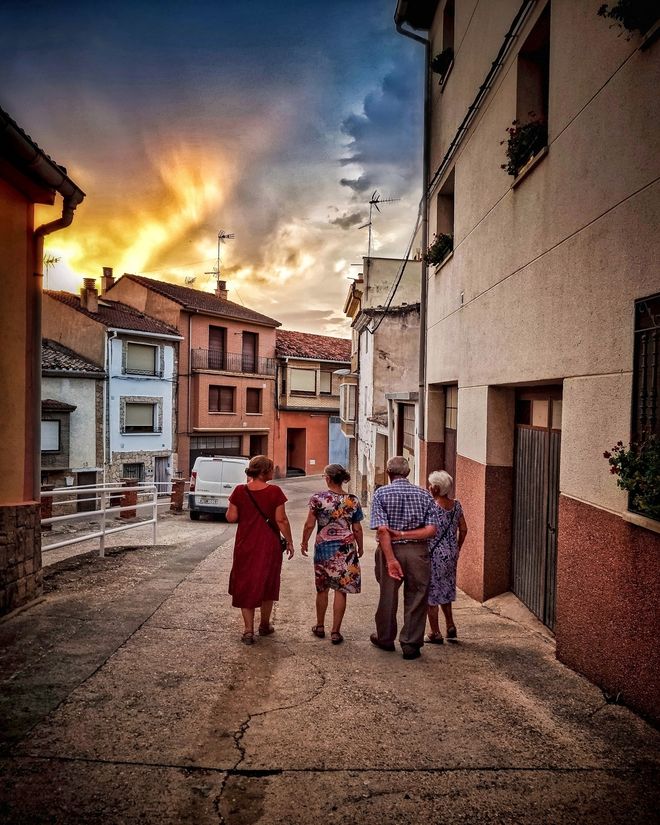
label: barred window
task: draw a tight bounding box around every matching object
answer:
[633,293,660,441]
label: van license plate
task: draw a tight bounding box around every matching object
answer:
[200,496,220,505]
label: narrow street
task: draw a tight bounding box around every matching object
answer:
[1,476,658,824]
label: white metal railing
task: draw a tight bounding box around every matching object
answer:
[41,483,158,557]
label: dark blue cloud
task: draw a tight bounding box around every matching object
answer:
[339,52,423,194]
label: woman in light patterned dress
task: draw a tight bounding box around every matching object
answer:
[426,470,468,643]
[300,464,364,645]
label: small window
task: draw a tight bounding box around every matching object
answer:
[125,402,157,433]
[436,169,455,240]
[443,0,455,52]
[633,293,660,440]
[123,462,145,482]
[246,388,262,414]
[445,385,458,430]
[290,368,316,394]
[402,404,416,451]
[126,343,157,375]
[340,383,356,422]
[516,4,550,152]
[41,420,60,452]
[320,371,333,394]
[209,385,235,413]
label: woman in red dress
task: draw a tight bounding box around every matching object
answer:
[226,455,294,644]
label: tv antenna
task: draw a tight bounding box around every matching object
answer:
[358,191,400,261]
[204,229,235,285]
[43,252,61,290]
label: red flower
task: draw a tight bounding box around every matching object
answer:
[603,451,611,459]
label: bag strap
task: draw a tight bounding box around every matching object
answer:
[244,484,279,536]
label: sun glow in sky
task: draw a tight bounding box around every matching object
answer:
[2,0,423,335]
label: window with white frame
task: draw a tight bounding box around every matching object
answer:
[340,383,356,423]
[125,342,158,375]
[290,368,316,394]
[125,402,157,433]
[41,420,60,452]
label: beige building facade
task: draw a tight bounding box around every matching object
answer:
[342,257,422,501]
[396,0,659,720]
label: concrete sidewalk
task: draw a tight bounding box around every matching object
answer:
[0,477,658,824]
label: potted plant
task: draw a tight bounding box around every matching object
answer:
[431,47,454,83]
[500,115,548,178]
[424,233,453,266]
[604,435,660,520]
[597,1,659,37]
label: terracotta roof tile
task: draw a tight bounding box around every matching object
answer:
[276,330,351,362]
[42,398,77,411]
[45,291,180,336]
[117,275,281,328]
[42,339,104,374]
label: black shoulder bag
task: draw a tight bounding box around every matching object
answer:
[244,485,288,553]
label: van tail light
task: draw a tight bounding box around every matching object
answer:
[190,471,197,492]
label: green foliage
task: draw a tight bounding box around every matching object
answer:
[597,1,659,36]
[500,116,547,177]
[604,436,660,520]
[424,233,453,266]
[431,47,454,82]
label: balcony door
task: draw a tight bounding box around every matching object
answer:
[242,332,257,373]
[209,326,226,370]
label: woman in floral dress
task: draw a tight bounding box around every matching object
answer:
[426,470,468,643]
[301,464,364,644]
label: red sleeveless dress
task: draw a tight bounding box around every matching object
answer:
[228,484,287,608]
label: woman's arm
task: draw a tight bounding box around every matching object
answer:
[300,509,317,557]
[385,524,436,542]
[275,503,294,559]
[225,502,238,523]
[457,514,468,550]
[352,521,364,557]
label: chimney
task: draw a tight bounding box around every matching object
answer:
[80,277,99,313]
[101,266,115,294]
[215,279,228,300]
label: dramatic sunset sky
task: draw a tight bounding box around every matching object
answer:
[1,0,423,335]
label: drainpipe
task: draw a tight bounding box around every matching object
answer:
[395,17,431,476]
[33,195,84,499]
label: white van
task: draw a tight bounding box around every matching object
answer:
[188,456,249,520]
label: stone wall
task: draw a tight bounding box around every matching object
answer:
[0,503,41,615]
[107,449,172,484]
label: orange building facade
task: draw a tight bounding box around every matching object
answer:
[272,331,351,479]
[105,274,280,476]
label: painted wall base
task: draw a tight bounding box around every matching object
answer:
[556,495,660,722]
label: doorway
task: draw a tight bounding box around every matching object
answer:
[76,470,97,512]
[249,434,266,457]
[286,428,306,476]
[154,456,169,494]
[511,388,562,629]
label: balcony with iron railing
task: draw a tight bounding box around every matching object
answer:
[191,348,277,376]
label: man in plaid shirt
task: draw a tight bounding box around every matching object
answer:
[369,456,437,659]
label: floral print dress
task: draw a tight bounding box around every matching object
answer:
[309,490,364,593]
[428,500,463,605]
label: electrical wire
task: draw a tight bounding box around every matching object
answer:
[366,193,424,335]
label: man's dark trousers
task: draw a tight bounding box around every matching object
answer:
[374,541,430,652]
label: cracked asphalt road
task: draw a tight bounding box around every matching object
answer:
[1,476,658,824]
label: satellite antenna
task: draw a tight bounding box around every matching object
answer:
[358,190,400,261]
[205,229,235,287]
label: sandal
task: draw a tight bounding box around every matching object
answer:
[330,632,344,645]
[258,624,275,636]
[446,626,458,642]
[425,632,444,644]
[311,625,325,638]
[241,632,255,645]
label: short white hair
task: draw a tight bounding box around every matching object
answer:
[428,470,452,496]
